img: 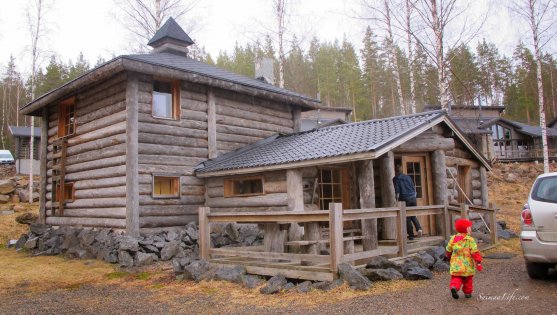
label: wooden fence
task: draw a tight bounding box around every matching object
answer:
[198,202,497,281]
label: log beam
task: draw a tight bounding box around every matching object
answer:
[431,149,447,235]
[207,88,217,159]
[379,151,397,239]
[394,137,455,153]
[39,108,48,224]
[126,75,140,236]
[357,159,378,250]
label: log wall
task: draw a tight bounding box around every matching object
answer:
[445,138,486,206]
[45,73,128,228]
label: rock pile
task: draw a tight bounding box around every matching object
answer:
[10,222,263,268]
[470,216,518,243]
[0,176,40,204]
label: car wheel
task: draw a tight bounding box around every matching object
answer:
[526,262,549,279]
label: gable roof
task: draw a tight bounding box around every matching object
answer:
[450,117,492,135]
[479,117,557,137]
[195,110,491,177]
[147,17,194,47]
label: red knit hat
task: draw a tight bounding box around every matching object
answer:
[455,219,472,233]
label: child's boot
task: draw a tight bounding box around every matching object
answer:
[465,293,472,298]
[450,287,459,299]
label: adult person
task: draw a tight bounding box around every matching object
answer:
[392,164,423,240]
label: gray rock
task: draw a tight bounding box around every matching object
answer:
[497,228,513,240]
[214,265,246,283]
[497,221,507,230]
[24,237,38,249]
[432,260,450,272]
[78,229,97,246]
[44,235,60,250]
[413,252,435,269]
[296,280,313,293]
[18,190,39,203]
[153,241,166,249]
[242,275,264,289]
[401,260,421,273]
[118,250,134,267]
[361,268,403,281]
[29,223,49,235]
[183,260,212,282]
[260,274,287,294]
[66,246,90,259]
[365,256,402,272]
[0,179,16,194]
[95,229,112,244]
[172,257,191,274]
[118,236,139,252]
[185,224,198,241]
[134,252,154,266]
[103,249,118,264]
[283,282,295,291]
[338,263,371,290]
[425,246,446,262]
[313,279,344,291]
[403,266,433,280]
[166,230,179,242]
[15,234,28,250]
[160,241,181,261]
[60,232,79,251]
[139,238,154,246]
[224,223,240,242]
[142,244,160,254]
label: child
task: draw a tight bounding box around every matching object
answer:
[445,218,483,299]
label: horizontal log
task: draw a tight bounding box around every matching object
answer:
[216,124,275,139]
[216,132,263,145]
[137,174,204,186]
[138,143,208,158]
[64,165,127,181]
[445,156,479,167]
[48,144,126,167]
[51,155,126,174]
[75,110,127,137]
[76,74,127,107]
[46,207,126,218]
[75,186,127,199]
[207,193,288,208]
[77,97,126,125]
[138,132,208,148]
[140,226,194,235]
[140,215,197,228]
[181,98,208,112]
[209,206,289,212]
[138,184,205,196]
[140,205,200,216]
[217,140,248,153]
[50,134,126,157]
[74,177,128,190]
[264,180,287,193]
[182,89,207,102]
[46,216,126,228]
[138,121,207,139]
[213,90,293,120]
[139,195,205,206]
[216,103,293,128]
[207,178,224,188]
[138,164,194,176]
[47,197,126,208]
[394,137,455,152]
[216,113,292,134]
[207,186,224,198]
[138,113,207,130]
[66,121,127,147]
[138,154,207,167]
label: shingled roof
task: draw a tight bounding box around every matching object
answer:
[147,17,194,47]
[479,117,557,137]
[195,110,489,177]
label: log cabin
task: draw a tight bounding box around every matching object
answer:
[21,18,492,252]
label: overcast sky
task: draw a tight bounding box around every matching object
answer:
[0,0,533,76]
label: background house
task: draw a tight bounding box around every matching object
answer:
[8,126,41,175]
[301,106,352,131]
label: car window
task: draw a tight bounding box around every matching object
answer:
[532,175,557,203]
[0,153,12,158]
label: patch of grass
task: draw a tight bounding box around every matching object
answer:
[0,204,39,245]
[135,272,151,281]
[106,271,130,280]
[151,284,166,289]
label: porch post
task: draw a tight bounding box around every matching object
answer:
[39,108,48,224]
[286,169,304,252]
[431,149,447,236]
[480,166,489,207]
[379,151,397,239]
[358,159,378,250]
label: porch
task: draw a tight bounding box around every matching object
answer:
[198,202,498,281]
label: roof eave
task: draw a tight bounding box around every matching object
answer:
[442,116,492,171]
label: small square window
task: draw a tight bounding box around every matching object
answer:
[58,97,76,137]
[152,80,180,119]
[54,183,75,203]
[224,177,264,197]
[153,176,180,198]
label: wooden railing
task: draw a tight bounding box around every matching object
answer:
[198,202,497,279]
[447,203,498,244]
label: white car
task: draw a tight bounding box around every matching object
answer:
[0,150,14,165]
[521,171,557,279]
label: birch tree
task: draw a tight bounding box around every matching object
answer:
[274,0,287,88]
[405,0,417,113]
[510,0,557,173]
[114,0,200,51]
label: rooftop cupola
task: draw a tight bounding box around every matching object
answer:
[147,17,194,56]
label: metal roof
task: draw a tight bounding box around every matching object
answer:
[196,110,451,175]
[147,17,194,47]
[479,118,557,137]
[123,53,318,102]
[8,126,41,138]
[450,117,492,135]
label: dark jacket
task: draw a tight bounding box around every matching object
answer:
[392,174,417,201]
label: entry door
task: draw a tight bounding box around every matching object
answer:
[402,156,429,206]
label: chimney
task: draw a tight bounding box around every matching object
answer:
[255,57,275,85]
[147,17,194,57]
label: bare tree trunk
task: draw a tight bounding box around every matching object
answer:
[528,0,549,172]
[384,0,405,115]
[431,0,449,111]
[275,0,286,88]
[16,84,20,127]
[406,0,417,113]
[1,84,6,150]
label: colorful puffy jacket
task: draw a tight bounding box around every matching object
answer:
[445,233,482,276]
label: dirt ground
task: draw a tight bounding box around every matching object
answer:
[0,163,556,314]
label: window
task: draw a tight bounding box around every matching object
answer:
[153,176,180,198]
[54,183,74,203]
[224,177,264,197]
[152,80,180,119]
[58,97,76,137]
[318,169,343,210]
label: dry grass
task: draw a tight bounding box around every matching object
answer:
[0,249,118,293]
[0,203,39,246]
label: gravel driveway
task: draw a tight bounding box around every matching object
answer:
[1,255,555,315]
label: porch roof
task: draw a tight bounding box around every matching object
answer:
[195,110,491,177]
[479,118,557,137]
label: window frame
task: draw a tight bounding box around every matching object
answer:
[152,174,181,199]
[151,79,181,120]
[54,182,75,203]
[57,96,77,138]
[224,176,265,197]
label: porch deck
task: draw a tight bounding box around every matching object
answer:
[198,203,497,281]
